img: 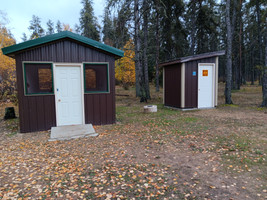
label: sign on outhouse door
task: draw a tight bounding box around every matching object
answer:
[198,64,215,108]
[55,65,84,126]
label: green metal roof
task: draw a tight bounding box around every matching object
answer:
[2,31,124,58]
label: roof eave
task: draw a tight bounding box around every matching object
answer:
[159,50,225,67]
[2,31,124,58]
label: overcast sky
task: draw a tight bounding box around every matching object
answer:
[1,0,105,43]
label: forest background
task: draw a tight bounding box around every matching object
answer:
[0,0,266,106]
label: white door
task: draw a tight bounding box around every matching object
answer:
[55,66,83,126]
[198,65,214,108]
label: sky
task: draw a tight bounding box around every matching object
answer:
[0,0,105,43]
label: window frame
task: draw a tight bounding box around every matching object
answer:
[23,62,54,96]
[83,62,110,94]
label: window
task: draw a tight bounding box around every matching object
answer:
[24,63,53,95]
[84,63,109,93]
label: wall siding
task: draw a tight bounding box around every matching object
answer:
[184,57,216,108]
[164,64,181,108]
[15,39,116,133]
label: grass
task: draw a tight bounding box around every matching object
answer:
[115,82,267,175]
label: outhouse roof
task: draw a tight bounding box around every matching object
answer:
[159,50,225,67]
[2,31,124,58]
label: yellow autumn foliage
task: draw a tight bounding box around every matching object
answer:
[0,25,16,100]
[115,39,135,89]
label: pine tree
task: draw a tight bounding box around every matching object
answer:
[225,0,233,104]
[142,0,150,99]
[28,15,44,39]
[79,0,100,41]
[21,33,27,42]
[104,1,131,49]
[134,0,142,97]
[262,32,267,107]
[74,24,81,34]
[102,8,115,46]
[186,0,219,55]
[56,20,62,33]
[46,19,54,35]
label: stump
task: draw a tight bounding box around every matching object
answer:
[144,105,157,113]
[4,107,16,120]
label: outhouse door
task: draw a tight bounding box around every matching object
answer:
[55,65,84,126]
[198,64,215,108]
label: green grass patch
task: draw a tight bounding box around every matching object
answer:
[219,104,239,108]
[182,117,198,123]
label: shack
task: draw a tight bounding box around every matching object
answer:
[160,51,225,109]
[2,31,124,133]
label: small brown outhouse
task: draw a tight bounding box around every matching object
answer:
[160,51,225,109]
[2,31,124,133]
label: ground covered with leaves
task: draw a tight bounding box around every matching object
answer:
[0,83,267,199]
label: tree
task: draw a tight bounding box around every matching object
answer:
[154,0,160,92]
[102,7,115,46]
[186,0,219,55]
[21,33,27,42]
[46,19,54,35]
[115,39,135,89]
[28,15,44,39]
[142,0,150,99]
[134,0,143,98]
[261,26,267,107]
[79,0,100,41]
[225,0,233,104]
[56,20,63,33]
[0,24,16,100]
[74,24,81,34]
[103,1,131,49]
[63,24,73,32]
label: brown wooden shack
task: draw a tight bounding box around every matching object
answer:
[2,31,124,133]
[160,51,225,109]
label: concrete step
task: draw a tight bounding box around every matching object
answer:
[49,124,98,141]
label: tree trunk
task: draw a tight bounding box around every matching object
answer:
[231,0,238,90]
[225,0,233,104]
[256,0,262,66]
[239,0,243,88]
[143,0,151,99]
[134,0,141,97]
[155,0,160,92]
[261,32,267,107]
[251,49,255,85]
[189,2,197,55]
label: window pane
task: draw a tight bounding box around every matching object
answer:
[38,69,52,90]
[25,63,53,94]
[85,69,96,89]
[84,64,108,93]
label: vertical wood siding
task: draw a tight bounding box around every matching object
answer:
[164,64,181,108]
[16,39,116,133]
[184,57,216,108]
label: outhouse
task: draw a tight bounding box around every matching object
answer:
[160,51,225,109]
[2,31,124,133]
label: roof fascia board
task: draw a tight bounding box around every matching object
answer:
[2,31,124,58]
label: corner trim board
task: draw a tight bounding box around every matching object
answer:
[215,57,219,106]
[181,63,185,108]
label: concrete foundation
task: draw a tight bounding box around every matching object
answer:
[49,124,98,141]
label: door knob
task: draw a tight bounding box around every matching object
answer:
[58,99,61,102]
